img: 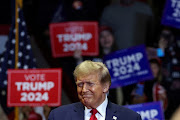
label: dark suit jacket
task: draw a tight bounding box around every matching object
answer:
[48,101,142,120]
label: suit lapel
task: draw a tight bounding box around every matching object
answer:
[105,101,118,120]
[72,102,84,120]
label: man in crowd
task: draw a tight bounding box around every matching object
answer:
[48,60,141,120]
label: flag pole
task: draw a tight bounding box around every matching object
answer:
[14,0,19,119]
[15,0,19,69]
[14,0,22,119]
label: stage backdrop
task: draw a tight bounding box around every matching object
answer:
[7,68,62,107]
[49,21,99,57]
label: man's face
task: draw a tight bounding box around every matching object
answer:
[76,73,109,109]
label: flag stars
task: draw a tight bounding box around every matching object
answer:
[3,80,7,85]
[17,18,20,23]
[18,52,23,57]
[1,90,6,96]
[13,29,16,33]
[21,31,25,37]
[17,62,21,67]
[23,65,28,69]
[10,50,14,54]
[8,60,12,65]
[25,55,30,60]
[0,57,4,62]
[20,42,24,46]
[22,21,26,26]
[12,39,16,44]
[0,68,2,72]
[26,45,31,50]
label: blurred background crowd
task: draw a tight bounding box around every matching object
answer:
[0,0,180,120]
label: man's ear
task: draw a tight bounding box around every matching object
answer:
[103,82,110,93]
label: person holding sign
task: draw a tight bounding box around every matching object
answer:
[48,60,141,120]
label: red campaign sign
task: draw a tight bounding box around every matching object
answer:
[7,69,62,107]
[49,21,99,57]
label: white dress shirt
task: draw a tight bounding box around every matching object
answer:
[84,96,108,120]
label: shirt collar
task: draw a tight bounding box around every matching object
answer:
[85,96,108,117]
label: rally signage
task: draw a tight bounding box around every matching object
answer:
[103,45,153,88]
[161,0,180,29]
[49,21,99,57]
[7,69,62,107]
[124,102,164,120]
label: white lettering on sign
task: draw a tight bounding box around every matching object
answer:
[24,74,45,81]
[105,52,143,77]
[106,52,143,69]
[15,82,54,91]
[20,92,49,102]
[63,42,88,52]
[137,109,158,120]
[65,26,84,33]
[57,33,92,42]
[112,63,140,77]
[171,0,180,17]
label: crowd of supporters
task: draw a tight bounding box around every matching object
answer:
[0,0,180,120]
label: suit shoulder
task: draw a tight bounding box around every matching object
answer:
[112,103,139,116]
[51,102,81,113]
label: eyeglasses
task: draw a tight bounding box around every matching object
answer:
[76,81,99,89]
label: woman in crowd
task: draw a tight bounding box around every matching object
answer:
[131,58,168,110]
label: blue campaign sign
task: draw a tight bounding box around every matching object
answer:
[161,0,180,29]
[103,45,153,88]
[124,102,164,120]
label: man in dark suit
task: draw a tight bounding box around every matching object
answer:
[48,60,141,120]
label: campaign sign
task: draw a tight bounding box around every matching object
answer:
[161,0,180,29]
[103,45,153,88]
[7,69,62,107]
[49,21,99,57]
[124,102,164,120]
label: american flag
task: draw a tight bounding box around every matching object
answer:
[0,5,36,88]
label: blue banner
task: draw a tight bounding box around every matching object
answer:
[161,0,180,29]
[124,102,164,120]
[103,45,153,88]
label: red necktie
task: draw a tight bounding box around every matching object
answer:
[90,109,98,120]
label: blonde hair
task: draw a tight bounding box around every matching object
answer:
[73,60,111,86]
